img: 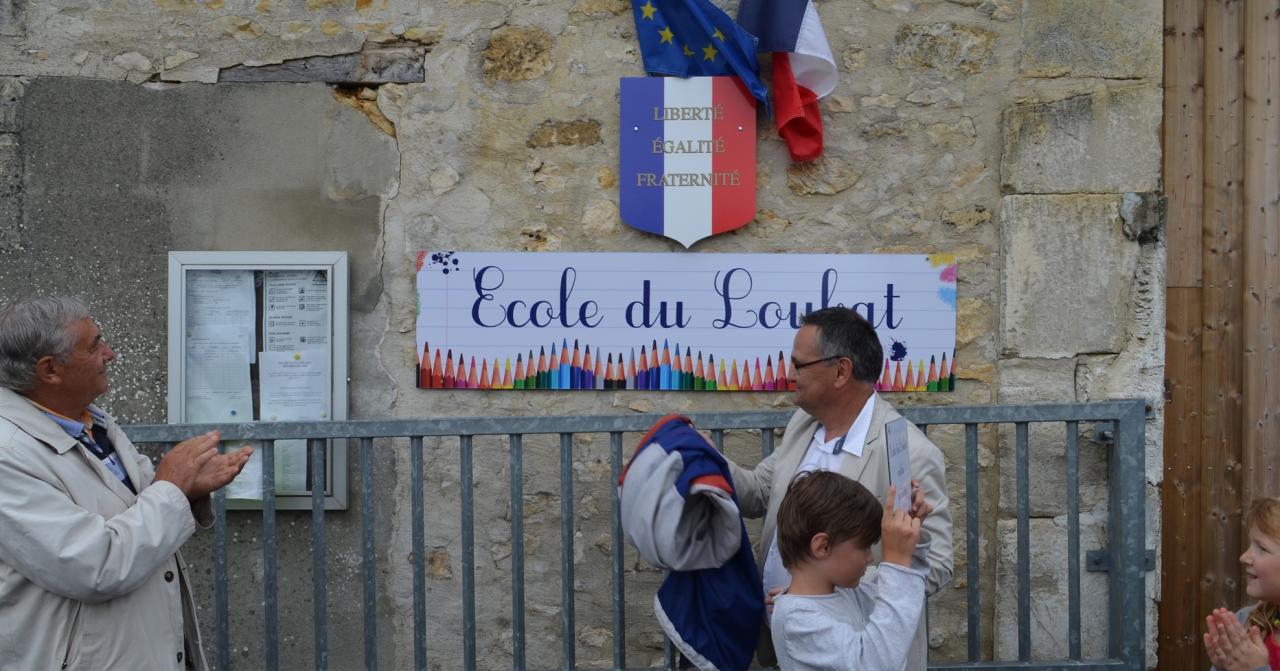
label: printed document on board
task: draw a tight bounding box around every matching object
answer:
[258,349,330,493]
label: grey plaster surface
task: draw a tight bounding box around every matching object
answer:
[0,76,399,669]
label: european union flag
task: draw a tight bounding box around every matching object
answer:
[630,0,769,113]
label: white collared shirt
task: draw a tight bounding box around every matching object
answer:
[762,393,878,597]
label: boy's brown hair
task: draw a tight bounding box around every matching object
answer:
[777,470,883,569]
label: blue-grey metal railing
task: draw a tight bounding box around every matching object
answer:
[126,399,1149,671]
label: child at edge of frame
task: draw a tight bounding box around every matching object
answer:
[767,469,933,671]
[1205,496,1280,671]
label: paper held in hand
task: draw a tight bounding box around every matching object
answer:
[885,417,912,512]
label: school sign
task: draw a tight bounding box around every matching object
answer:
[414,251,958,392]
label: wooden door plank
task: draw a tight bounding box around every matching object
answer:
[1165,0,1206,288]
[1160,287,1205,671]
[1242,0,1280,504]
[1200,0,1246,643]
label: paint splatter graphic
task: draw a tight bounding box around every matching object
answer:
[425,251,462,275]
[937,262,958,309]
[889,339,908,362]
[937,286,957,309]
[927,254,956,269]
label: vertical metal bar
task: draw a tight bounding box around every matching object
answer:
[310,438,329,671]
[560,433,575,671]
[610,432,626,671]
[710,429,724,453]
[1015,422,1031,661]
[262,440,278,671]
[461,435,477,671]
[1066,421,1082,660]
[360,438,378,671]
[761,428,774,459]
[510,435,526,671]
[663,637,676,670]
[920,421,935,652]
[410,437,427,671]
[926,425,936,645]
[1110,402,1147,667]
[965,423,980,663]
[213,445,230,671]
[917,412,932,670]
[216,489,231,665]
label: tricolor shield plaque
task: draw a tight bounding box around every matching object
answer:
[619,76,757,248]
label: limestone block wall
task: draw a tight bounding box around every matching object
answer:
[0,0,1164,668]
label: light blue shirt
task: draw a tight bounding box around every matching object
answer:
[40,407,133,488]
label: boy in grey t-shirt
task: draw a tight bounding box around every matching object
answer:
[769,470,932,671]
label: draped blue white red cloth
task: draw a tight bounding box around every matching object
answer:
[618,415,764,671]
[737,0,837,162]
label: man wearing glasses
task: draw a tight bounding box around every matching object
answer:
[729,306,954,670]
[0,296,253,670]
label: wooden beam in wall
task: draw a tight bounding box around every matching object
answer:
[217,47,427,84]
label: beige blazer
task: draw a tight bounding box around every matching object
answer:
[730,395,955,670]
[0,387,210,671]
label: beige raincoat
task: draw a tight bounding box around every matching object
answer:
[0,388,209,670]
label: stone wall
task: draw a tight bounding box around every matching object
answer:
[0,0,1164,668]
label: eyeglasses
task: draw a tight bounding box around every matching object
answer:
[790,354,845,370]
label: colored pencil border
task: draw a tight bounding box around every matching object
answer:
[416,339,957,392]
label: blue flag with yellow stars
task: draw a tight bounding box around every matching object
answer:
[630,0,769,113]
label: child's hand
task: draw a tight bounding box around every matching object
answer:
[909,479,932,521]
[881,485,922,567]
[1204,607,1269,671]
[765,586,785,616]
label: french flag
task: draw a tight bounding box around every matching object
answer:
[619,76,757,248]
[737,0,837,162]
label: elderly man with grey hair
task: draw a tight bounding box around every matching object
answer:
[0,296,252,670]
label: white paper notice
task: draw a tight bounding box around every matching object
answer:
[263,270,329,352]
[260,350,330,421]
[185,270,260,499]
[885,417,912,513]
[184,329,253,423]
[225,448,264,501]
[189,332,259,499]
[186,269,256,363]
[270,441,310,494]
[260,349,331,493]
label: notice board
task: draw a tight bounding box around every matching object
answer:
[167,251,349,510]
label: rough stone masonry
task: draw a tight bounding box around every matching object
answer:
[0,0,1164,668]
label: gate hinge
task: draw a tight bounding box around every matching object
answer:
[1086,549,1156,572]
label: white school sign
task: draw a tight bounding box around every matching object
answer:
[414,251,957,392]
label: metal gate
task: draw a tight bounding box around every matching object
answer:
[126,399,1149,671]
